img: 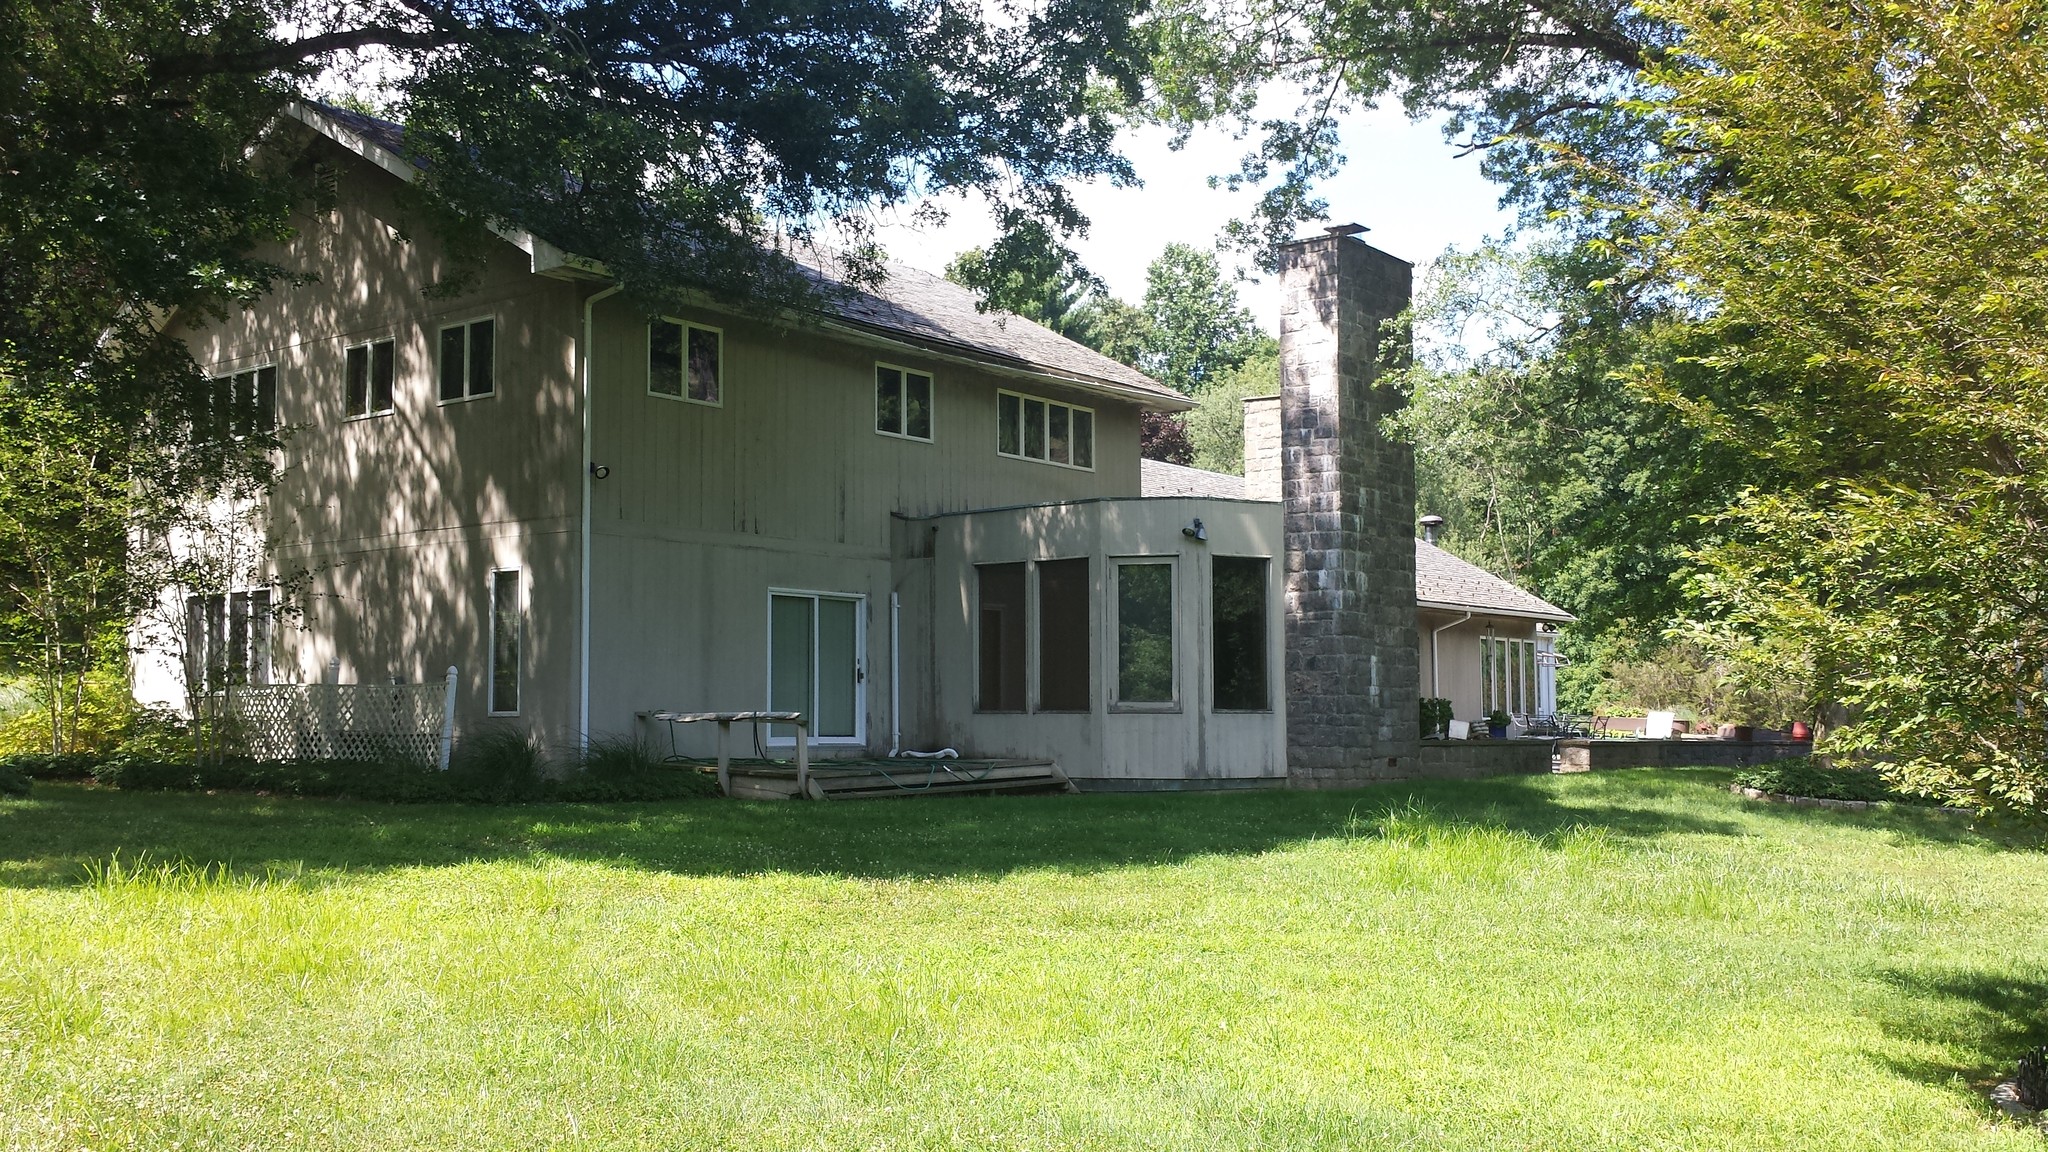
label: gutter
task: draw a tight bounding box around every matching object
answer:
[580,284,623,752]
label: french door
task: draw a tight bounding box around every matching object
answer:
[767,590,864,745]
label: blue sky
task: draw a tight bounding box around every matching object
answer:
[872,104,1520,333]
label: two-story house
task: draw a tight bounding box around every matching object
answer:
[138,101,1568,790]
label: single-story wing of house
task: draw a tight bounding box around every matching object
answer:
[1140,458,1574,730]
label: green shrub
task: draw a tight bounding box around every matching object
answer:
[17,725,718,805]
[0,760,28,797]
[1419,698,1454,740]
[0,751,100,780]
[556,734,719,802]
[1732,757,1944,805]
[445,726,551,802]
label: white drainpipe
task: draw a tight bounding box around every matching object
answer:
[1429,610,1474,699]
[579,284,622,753]
[888,592,901,757]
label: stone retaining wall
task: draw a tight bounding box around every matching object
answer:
[1558,738,1810,772]
[1415,739,1554,780]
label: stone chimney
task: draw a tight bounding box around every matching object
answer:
[1277,225,1420,785]
[1242,394,1281,501]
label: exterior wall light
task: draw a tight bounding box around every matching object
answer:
[1182,518,1207,542]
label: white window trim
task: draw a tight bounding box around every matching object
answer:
[488,568,522,716]
[215,360,280,439]
[873,361,935,443]
[1110,556,1179,712]
[435,315,499,407]
[972,560,1029,715]
[763,587,868,747]
[996,388,1095,471]
[342,337,397,421]
[1208,554,1277,714]
[648,318,725,409]
[184,586,275,693]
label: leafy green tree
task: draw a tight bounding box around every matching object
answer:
[944,223,1103,340]
[1185,349,1278,474]
[1142,0,1679,256]
[1627,0,2048,813]
[1138,243,1272,393]
[1388,242,1750,708]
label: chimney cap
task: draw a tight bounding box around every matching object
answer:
[1324,223,1370,236]
[1418,514,1445,528]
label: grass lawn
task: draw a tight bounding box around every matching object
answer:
[3,769,2045,1150]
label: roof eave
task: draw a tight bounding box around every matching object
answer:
[1417,597,1576,624]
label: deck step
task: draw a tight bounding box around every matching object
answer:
[720,758,1070,801]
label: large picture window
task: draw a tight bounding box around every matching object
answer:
[875,364,933,441]
[489,569,521,715]
[998,390,1093,469]
[1115,560,1175,705]
[650,319,721,405]
[1482,635,1539,717]
[344,338,395,418]
[1036,558,1090,712]
[976,564,1027,712]
[438,318,496,402]
[1211,557,1269,711]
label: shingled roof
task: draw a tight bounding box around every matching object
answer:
[1139,458,1250,499]
[1413,539,1574,622]
[293,102,1188,411]
[1139,460,1574,621]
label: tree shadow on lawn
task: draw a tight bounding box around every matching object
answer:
[0,768,2022,889]
[1865,967,2048,1101]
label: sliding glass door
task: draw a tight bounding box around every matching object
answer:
[767,591,863,745]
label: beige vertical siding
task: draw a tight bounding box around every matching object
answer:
[582,294,1156,748]
[166,136,585,743]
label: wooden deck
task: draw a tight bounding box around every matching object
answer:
[697,757,1073,801]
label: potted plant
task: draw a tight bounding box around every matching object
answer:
[1419,697,1454,740]
[1485,708,1511,739]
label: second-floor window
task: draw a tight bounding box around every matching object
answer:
[438,318,496,402]
[875,364,932,441]
[344,339,395,418]
[204,365,276,440]
[650,319,721,405]
[998,389,1093,469]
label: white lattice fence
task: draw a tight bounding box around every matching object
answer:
[202,674,457,767]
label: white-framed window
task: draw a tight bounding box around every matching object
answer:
[766,589,865,745]
[1112,558,1176,708]
[488,569,521,715]
[1482,634,1538,718]
[997,389,1093,469]
[650,319,722,406]
[184,589,272,693]
[204,364,278,440]
[875,363,933,441]
[344,338,396,418]
[975,558,1092,714]
[437,317,496,403]
[1210,556,1271,712]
